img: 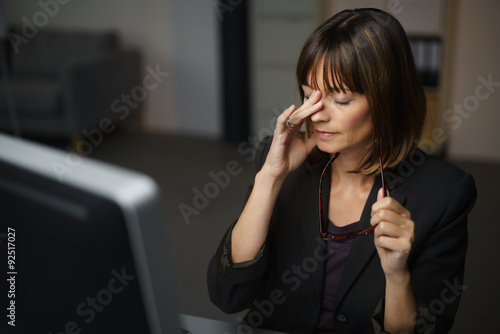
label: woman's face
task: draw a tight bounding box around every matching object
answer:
[303,73,373,158]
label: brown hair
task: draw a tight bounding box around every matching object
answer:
[296,8,426,174]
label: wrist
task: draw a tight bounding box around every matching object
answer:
[385,268,411,286]
[255,168,286,193]
[384,269,416,334]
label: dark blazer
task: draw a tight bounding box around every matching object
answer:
[207,136,477,333]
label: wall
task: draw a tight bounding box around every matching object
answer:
[169,0,221,138]
[3,0,222,138]
[329,0,444,35]
[444,0,500,162]
[250,0,321,136]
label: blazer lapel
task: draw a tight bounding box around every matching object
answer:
[300,159,408,310]
[299,161,328,300]
[334,175,407,309]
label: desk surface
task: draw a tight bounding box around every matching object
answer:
[179,314,286,334]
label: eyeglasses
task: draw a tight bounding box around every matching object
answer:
[319,139,388,241]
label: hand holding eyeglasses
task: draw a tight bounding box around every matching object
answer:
[370,187,415,280]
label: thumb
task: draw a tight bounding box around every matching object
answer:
[377,187,386,201]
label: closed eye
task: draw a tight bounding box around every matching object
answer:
[334,100,351,106]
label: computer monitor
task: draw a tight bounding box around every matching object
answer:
[0,132,181,333]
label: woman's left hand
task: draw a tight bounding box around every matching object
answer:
[371,188,415,282]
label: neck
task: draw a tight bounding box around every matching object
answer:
[330,152,374,190]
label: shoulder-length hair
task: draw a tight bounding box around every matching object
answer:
[296,8,426,174]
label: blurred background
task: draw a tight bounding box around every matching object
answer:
[0,0,498,333]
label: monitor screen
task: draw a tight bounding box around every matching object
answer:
[0,132,180,333]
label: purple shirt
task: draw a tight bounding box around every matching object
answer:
[316,220,359,333]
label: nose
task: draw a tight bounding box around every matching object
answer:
[310,97,329,123]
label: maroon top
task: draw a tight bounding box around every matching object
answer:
[316,220,359,333]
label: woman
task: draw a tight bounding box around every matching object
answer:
[207,8,476,333]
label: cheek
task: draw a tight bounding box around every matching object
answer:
[346,104,372,134]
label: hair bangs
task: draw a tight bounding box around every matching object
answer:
[300,40,364,97]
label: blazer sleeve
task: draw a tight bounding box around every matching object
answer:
[371,172,477,333]
[207,136,273,314]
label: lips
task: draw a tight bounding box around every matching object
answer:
[315,130,338,139]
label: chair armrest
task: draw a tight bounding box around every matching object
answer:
[61,49,142,133]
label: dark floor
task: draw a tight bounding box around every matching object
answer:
[82,130,498,333]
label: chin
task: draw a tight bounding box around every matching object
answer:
[316,141,342,155]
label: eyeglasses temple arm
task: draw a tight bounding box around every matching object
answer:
[378,138,388,198]
[319,152,340,237]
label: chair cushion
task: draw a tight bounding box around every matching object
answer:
[9,28,118,78]
[0,78,61,118]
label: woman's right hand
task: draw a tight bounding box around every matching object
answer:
[231,90,324,263]
[261,90,324,181]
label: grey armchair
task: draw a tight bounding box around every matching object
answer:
[0,27,142,141]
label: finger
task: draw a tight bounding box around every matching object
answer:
[295,90,323,115]
[377,188,384,201]
[373,219,413,239]
[372,196,410,219]
[288,91,323,126]
[377,187,389,201]
[371,209,413,230]
[305,89,322,104]
[371,209,397,227]
[373,219,414,251]
[375,235,412,255]
[276,104,296,132]
[372,219,414,250]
